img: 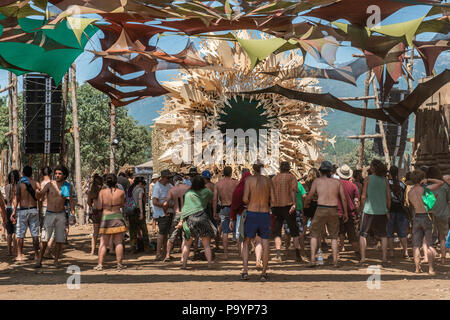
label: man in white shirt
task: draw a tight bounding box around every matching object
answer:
[152,170,174,261]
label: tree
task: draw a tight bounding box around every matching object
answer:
[65,83,152,177]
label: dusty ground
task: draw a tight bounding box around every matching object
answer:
[0,224,449,300]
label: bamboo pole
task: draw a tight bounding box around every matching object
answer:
[109,102,116,174]
[371,77,391,168]
[70,64,83,215]
[357,72,372,169]
[7,72,13,174]
[60,72,69,166]
[349,134,382,139]
[340,95,375,101]
[11,73,19,170]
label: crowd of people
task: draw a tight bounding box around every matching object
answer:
[0,160,449,281]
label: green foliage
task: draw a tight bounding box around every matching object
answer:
[322,138,383,168]
[0,97,9,151]
[65,83,152,177]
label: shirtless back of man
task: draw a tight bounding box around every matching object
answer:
[244,175,273,213]
[215,178,238,206]
[408,185,427,214]
[17,179,40,208]
[313,176,342,206]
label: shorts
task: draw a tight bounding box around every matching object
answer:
[310,206,339,239]
[156,214,173,235]
[244,211,271,240]
[168,214,182,243]
[272,206,300,237]
[283,210,304,236]
[6,207,15,235]
[412,214,433,247]
[435,216,450,240]
[219,206,235,234]
[41,211,67,243]
[339,214,358,242]
[16,208,40,239]
[386,211,409,238]
[359,213,387,238]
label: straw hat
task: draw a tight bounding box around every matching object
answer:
[337,164,353,180]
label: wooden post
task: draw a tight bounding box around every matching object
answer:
[371,77,391,168]
[357,72,372,169]
[109,101,116,174]
[10,73,19,170]
[7,72,13,173]
[59,72,69,166]
[70,64,83,220]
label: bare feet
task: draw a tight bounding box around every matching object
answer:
[256,260,263,270]
[15,256,28,262]
[414,265,423,273]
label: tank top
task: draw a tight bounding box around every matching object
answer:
[363,175,388,215]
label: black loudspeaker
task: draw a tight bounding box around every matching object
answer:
[23,74,64,154]
[373,89,409,158]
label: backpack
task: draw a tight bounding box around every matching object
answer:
[123,186,138,215]
[422,186,437,213]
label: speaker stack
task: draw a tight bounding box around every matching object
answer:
[23,74,64,154]
[373,88,410,158]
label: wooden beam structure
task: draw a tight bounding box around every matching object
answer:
[348,134,382,139]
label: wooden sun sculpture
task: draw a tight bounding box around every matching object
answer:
[152,32,333,179]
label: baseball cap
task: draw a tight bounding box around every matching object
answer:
[201,170,212,179]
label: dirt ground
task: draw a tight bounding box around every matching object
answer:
[1,224,449,300]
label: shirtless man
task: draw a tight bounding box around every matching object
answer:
[35,165,74,268]
[39,167,52,228]
[39,167,54,258]
[271,161,302,263]
[163,175,190,262]
[11,166,41,262]
[408,169,443,275]
[213,166,238,259]
[304,161,348,268]
[239,162,273,281]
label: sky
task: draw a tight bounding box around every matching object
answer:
[0,4,448,99]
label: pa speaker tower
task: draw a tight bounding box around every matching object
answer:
[23,74,64,154]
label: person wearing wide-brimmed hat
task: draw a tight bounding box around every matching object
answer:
[336,164,360,259]
[152,169,174,260]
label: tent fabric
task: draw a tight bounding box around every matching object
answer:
[239,69,450,124]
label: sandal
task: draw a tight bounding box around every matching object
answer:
[305,262,317,268]
[33,262,42,269]
[260,273,269,282]
[381,261,392,268]
[358,261,369,267]
[117,264,127,270]
[240,272,249,281]
[93,265,104,271]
